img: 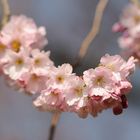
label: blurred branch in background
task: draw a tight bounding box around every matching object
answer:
[131,0,140,5]
[0,0,10,29]
[48,0,109,140]
[73,0,109,68]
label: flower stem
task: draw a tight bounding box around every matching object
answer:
[48,112,60,140]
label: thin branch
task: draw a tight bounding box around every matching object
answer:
[0,0,10,28]
[48,112,60,140]
[73,0,109,67]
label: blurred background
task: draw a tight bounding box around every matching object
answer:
[0,0,140,140]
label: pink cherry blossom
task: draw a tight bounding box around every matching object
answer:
[31,49,54,74]
[2,48,31,80]
[121,56,137,77]
[118,35,134,49]
[100,54,126,73]
[100,54,136,80]
[34,88,64,112]
[45,63,74,89]
[65,76,87,106]
[0,13,136,118]
[32,53,136,117]
[20,72,49,94]
[0,15,47,50]
[113,3,140,63]
[33,64,74,111]
[116,3,140,30]
[83,66,119,116]
[83,66,115,98]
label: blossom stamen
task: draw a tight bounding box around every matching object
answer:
[34,58,41,66]
[15,58,24,66]
[11,40,21,52]
[56,75,64,83]
[74,87,83,97]
[134,15,140,24]
[94,76,105,86]
[0,43,6,53]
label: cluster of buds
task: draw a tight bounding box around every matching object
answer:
[113,2,140,62]
[0,15,136,118]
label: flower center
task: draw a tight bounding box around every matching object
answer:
[34,58,41,66]
[31,74,39,81]
[11,40,21,52]
[74,87,83,97]
[15,58,24,66]
[134,15,140,24]
[106,63,115,71]
[56,75,64,83]
[0,43,6,53]
[94,76,105,86]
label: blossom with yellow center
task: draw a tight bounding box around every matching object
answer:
[64,76,87,106]
[2,48,30,80]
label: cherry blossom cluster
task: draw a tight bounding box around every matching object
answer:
[113,2,140,62]
[0,15,136,118]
